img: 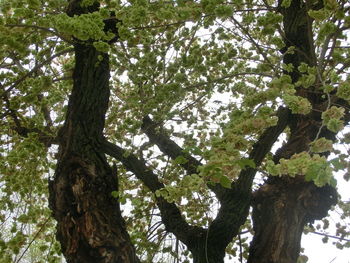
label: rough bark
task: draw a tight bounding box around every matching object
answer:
[49,43,139,263]
[102,139,227,263]
[138,107,290,262]
[102,140,204,247]
[48,2,138,262]
[248,112,338,263]
[247,1,338,262]
[248,179,337,263]
[49,42,138,263]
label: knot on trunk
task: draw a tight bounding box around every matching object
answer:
[302,183,338,222]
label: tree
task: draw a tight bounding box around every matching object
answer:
[1,0,350,262]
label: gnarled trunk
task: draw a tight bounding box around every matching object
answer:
[248,1,338,262]
[49,41,138,262]
[248,179,337,263]
[190,241,225,263]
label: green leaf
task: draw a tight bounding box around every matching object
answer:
[220,175,232,189]
[93,41,110,53]
[336,82,350,101]
[324,0,338,10]
[236,158,256,169]
[174,155,189,164]
[214,5,233,18]
[283,95,312,114]
[329,158,344,171]
[329,177,337,187]
[310,138,333,153]
[308,10,327,21]
[305,161,333,187]
[111,191,119,198]
[297,255,309,263]
[322,106,345,132]
[326,118,344,132]
[281,0,292,8]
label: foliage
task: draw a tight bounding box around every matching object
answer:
[0,0,350,262]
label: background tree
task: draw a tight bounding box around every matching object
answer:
[0,0,350,262]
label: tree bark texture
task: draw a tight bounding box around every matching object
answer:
[48,1,138,260]
[49,42,138,263]
[49,41,138,263]
[248,180,337,263]
[138,107,290,263]
[248,1,338,262]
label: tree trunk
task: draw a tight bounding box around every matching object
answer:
[191,249,224,263]
[248,179,337,263]
[189,231,227,263]
[248,114,337,263]
[247,1,338,262]
[49,43,138,262]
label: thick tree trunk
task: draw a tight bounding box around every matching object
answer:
[49,43,138,262]
[248,179,337,263]
[248,1,338,262]
[191,243,225,263]
[248,113,337,263]
[248,114,337,263]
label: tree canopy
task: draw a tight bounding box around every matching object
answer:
[0,0,350,262]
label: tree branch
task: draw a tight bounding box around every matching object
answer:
[208,107,291,249]
[141,116,236,202]
[141,116,201,175]
[101,139,205,248]
[309,231,350,242]
[236,107,291,189]
[140,106,291,251]
[0,83,58,147]
[5,24,72,43]
[0,48,74,96]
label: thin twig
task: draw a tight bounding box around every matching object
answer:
[230,16,276,72]
[238,234,243,263]
[5,23,72,43]
[310,231,350,242]
[15,216,51,263]
[1,48,74,97]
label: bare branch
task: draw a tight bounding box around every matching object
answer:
[1,48,74,96]
[0,83,57,146]
[101,139,205,248]
[141,116,202,175]
[5,24,73,43]
[208,107,291,249]
[15,217,51,263]
[310,230,350,242]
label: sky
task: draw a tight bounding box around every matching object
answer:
[302,171,350,263]
[303,234,349,263]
